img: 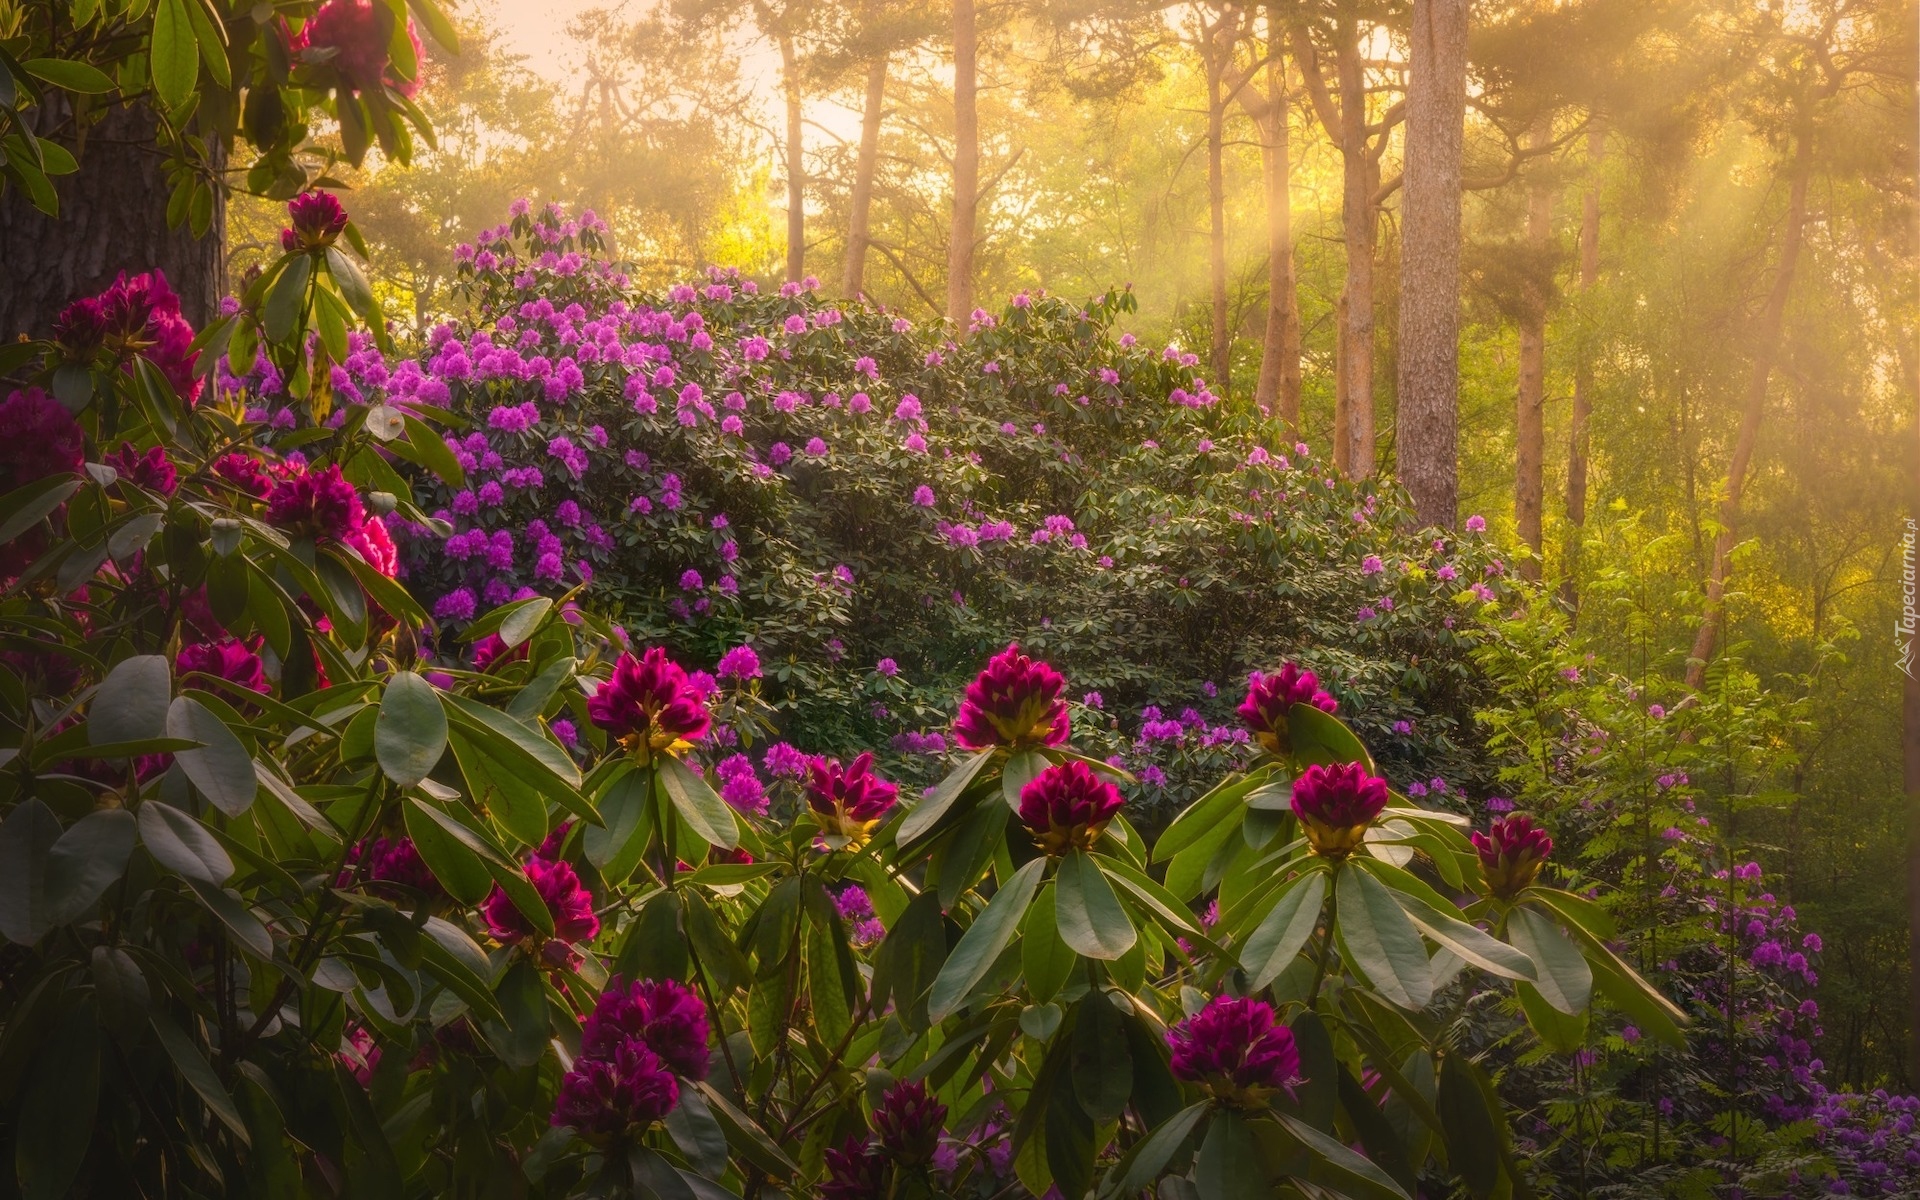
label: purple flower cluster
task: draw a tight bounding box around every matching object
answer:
[952,643,1070,751]
[553,977,707,1140]
[1167,996,1301,1107]
[588,647,711,762]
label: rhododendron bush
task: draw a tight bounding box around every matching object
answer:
[237,202,1520,818]
[0,194,1679,1199]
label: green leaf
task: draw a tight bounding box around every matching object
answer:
[181,0,230,88]
[399,413,465,487]
[90,654,171,745]
[324,244,378,321]
[263,253,312,344]
[870,889,947,1030]
[137,800,233,884]
[657,754,739,851]
[417,916,504,1022]
[0,800,61,944]
[1054,849,1136,960]
[1335,865,1433,1010]
[663,1086,729,1179]
[1289,704,1375,773]
[406,800,552,935]
[21,59,116,93]
[441,693,580,786]
[1002,747,1044,809]
[1152,769,1260,862]
[583,767,651,884]
[151,1012,250,1143]
[405,0,461,51]
[1093,854,1206,940]
[1383,879,1537,983]
[689,1080,798,1177]
[447,730,551,847]
[1022,885,1074,1003]
[1070,990,1132,1120]
[1517,980,1589,1052]
[15,999,99,1200]
[484,958,549,1069]
[499,596,553,648]
[42,810,136,929]
[402,798,492,905]
[928,856,1046,1022]
[150,0,198,109]
[1195,1110,1267,1200]
[1100,1101,1206,1199]
[900,746,994,844]
[1560,917,1688,1045]
[1506,906,1592,1013]
[185,877,274,958]
[375,671,448,789]
[0,476,82,549]
[167,695,256,816]
[1272,1111,1412,1200]
[1241,869,1327,990]
[1437,1056,1501,1198]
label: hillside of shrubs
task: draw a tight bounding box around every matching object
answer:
[0,194,1912,1200]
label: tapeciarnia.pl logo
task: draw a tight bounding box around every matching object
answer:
[1900,518,1916,680]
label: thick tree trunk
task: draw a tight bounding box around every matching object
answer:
[781,36,806,284]
[1251,55,1301,427]
[842,56,888,297]
[1515,124,1555,580]
[1563,121,1604,609]
[1336,23,1377,478]
[946,0,979,324]
[1205,20,1231,392]
[0,103,225,337]
[1394,0,1468,526]
[1683,131,1814,689]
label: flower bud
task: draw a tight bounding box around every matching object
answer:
[587,647,711,763]
[1167,996,1301,1108]
[1017,761,1124,855]
[953,643,1069,750]
[806,752,899,848]
[1237,663,1337,757]
[1290,761,1389,858]
[1471,813,1553,899]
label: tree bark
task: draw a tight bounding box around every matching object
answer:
[1683,130,1814,689]
[1394,0,1469,526]
[842,56,889,297]
[0,103,226,337]
[1563,120,1605,608]
[781,35,806,284]
[1335,21,1378,478]
[1205,13,1232,392]
[1250,52,1301,427]
[946,0,979,324]
[1515,122,1555,580]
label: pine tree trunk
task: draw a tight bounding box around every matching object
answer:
[1394,0,1468,526]
[0,103,225,337]
[1684,131,1814,689]
[1335,22,1377,478]
[1206,20,1231,393]
[946,0,979,324]
[781,35,806,284]
[1563,121,1605,608]
[842,56,888,297]
[1251,55,1300,427]
[1515,124,1555,579]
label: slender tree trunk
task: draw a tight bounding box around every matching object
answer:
[1564,120,1605,607]
[1251,54,1301,427]
[781,35,805,284]
[1684,130,1814,688]
[1335,292,1352,468]
[842,56,888,297]
[1336,22,1377,477]
[1395,0,1468,525]
[1206,17,1231,392]
[946,0,979,324]
[1515,122,1555,579]
[0,103,226,336]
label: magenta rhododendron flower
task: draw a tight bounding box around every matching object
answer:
[872,1079,946,1166]
[211,452,272,499]
[1237,663,1337,757]
[821,1136,888,1200]
[715,644,760,680]
[587,647,711,762]
[806,752,899,848]
[952,643,1070,751]
[295,0,422,96]
[175,639,268,694]
[340,835,441,896]
[1168,995,1301,1107]
[104,444,178,496]
[581,977,710,1079]
[483,855,600,965]
[1291,761,1390,857]
[80,270,203,403]
[550,1041,679,1138]
[285,190,350,250]
[0,388,85,492]
[266,463,365,541]
[1018,761,1124,855]
[471,633,529,673]
[1472,813,1554,899]
[344,513,397,576]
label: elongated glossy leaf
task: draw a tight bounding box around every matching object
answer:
[185,877,274,958]
[658,754,738,850]
[1092,853,1205,940]
[1437,1056,1501,1198]
[1100,1101,1206,1199]
[0,475,81,546]
[1289,704,1375,773]
[0,799,60,944]
[584,767,651,883]
[1055,850,1136,960]
[150,0,198,108]
[1153,770,1261,862]
[400,413,465,486]
[499,596,552,648]
[403,798,492,905]
[21,59,115,93]
[441,693,580,786]
[137,800,233,884]
[1558,917,1688,1045]
[929,857,1046,1021]
[417,916,504,1022]
[690,1080,798,1176]
[91,654,170,745]
[1507,906,1591,1013]
[1517,980,1588,1051]
[406,800,552,935]
[1002,748,1044,809]
[1195,1110,1266,1200]
[1335,866,1432,1010]
[1022,886,1074,1003]
[151,1012,249,1143]
[263,254,311,343]
[16,1000,99,1200]
[1242,869,1327,989]
[375,671,447,789]
[1273,1111,1411,1200]
[900,747,994,844]
[1385,882,1536,982]
[167,695,256,815]
[43,810,136,928]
